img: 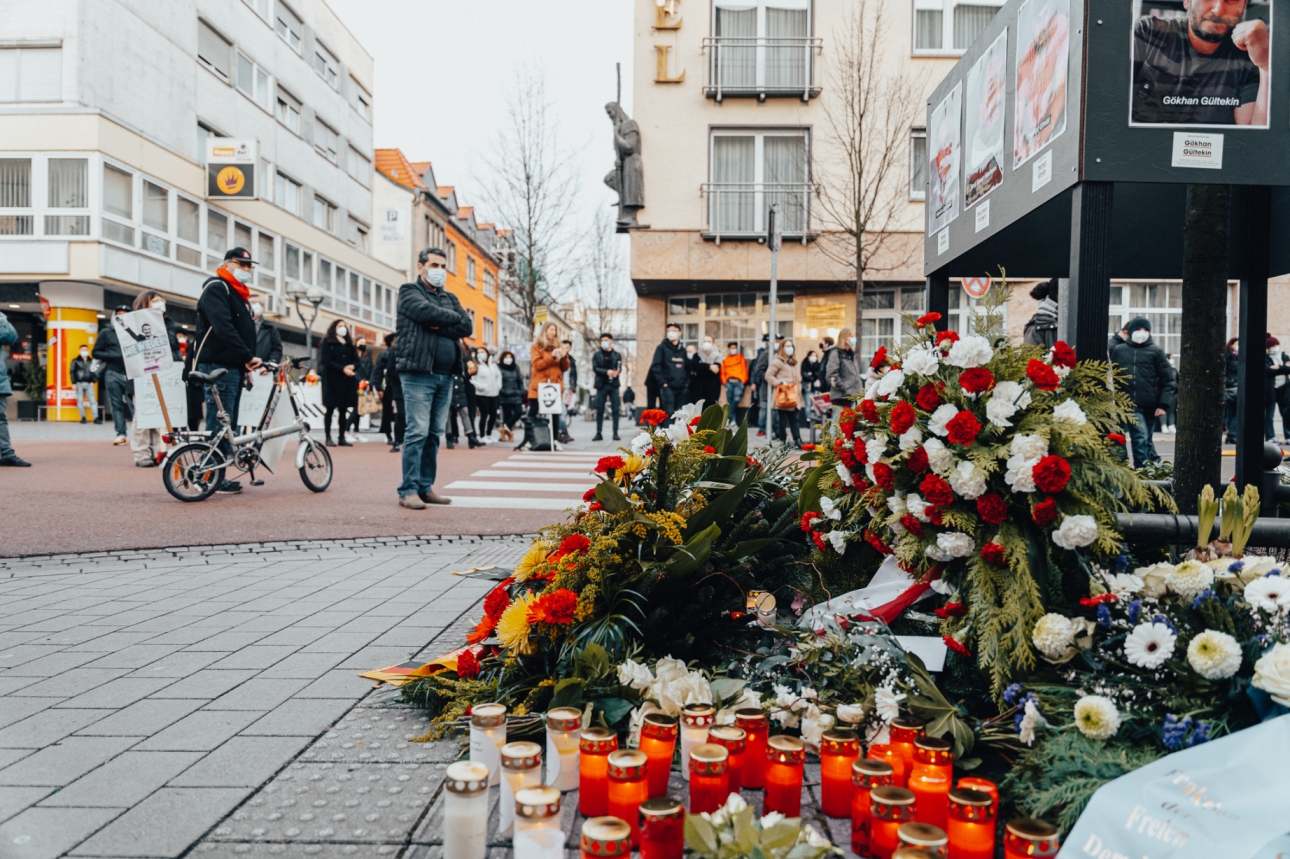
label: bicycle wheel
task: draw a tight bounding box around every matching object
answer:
[163,443,224,502]
[299,438,333,492]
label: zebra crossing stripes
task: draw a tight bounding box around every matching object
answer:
[443,450,607,509]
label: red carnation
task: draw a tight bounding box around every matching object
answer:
[552,533,591,560]
[1079,593,1119,609]
[907,446,930,473]
[801,443,816,451]
[1032,455,1072,494]
[1026,359,1060,391]
[703,445,716,454]
[456,648,481,679]
[1107,433,1126,446]
[1052,341,1077,368]
[937,330,960,346]
[595,455,625,473]
[853,441,869,465]
[588,502,604,512]
[484,585,511,620]
[840,419,857,439]
[801,511,822,532]
[811,532,828,553]
[900,513,925,537]
[921,473,954,506]
[890,401,916,435]
[976,493,1008,525]
[958,367,995,395]
[528,588,578,625]
[640,409,668,426]
[916,311,943,328]
[916,383,942,411]
[943,636,972,657]
[927,506,945,526]
[839,447,858,469]
[945,410,983,446]
[860,399,880,423]
[981,542,1007,565]
[873,462,895,490]
[933,601,968,619]
[1032,496,1058,527]
[583,487,598,502]
[864,529,893,555]
[871,346,889,369]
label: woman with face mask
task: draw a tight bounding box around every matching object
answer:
[124,291,182,467]
[496,351,525,442]
[826,327,863,399]
[765,338,805,448]
[319,319,360,447]
[520,323,570,450]
[691,335,723,409]
[471,347,502,441]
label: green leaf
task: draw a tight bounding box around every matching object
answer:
[720,538,778,561]
[685,468,757,538]
[760,822,802,850]
[698,402,726,433]
[579,642,610,677]
[708,676,748,705]
[662,524,721,578]
[686,815,720,855]
[798,464,823,517]
[595,480,631,513]
[694,481,737,490]
[591,696,634,727]
[549,677,586,708]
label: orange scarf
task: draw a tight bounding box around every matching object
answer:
[216,266,251,302]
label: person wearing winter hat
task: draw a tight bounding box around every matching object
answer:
[1109,317,1177,465]
[1265,334,1290,441]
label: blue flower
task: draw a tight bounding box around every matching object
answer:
[1003,683,1024,706]
[1192,589,1216,609]
[1151,613,1177,634]
[1188,721,1212,746]
[1128,599,1143,625]
[1097,604,1112,629]
[1162,714,1193,751]
[1266,569,1282,578]
[1228,560,1245,572]
[1113,554,1129,573]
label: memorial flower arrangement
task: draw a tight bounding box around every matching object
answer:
[685,793,840,859]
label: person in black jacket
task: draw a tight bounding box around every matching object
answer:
[374,333,403,452]
[591,333,623,441]
[92,305,133,444]
[394,247,473,509]
[1109,317,1177,466]
[249,298,283,366]
[446,339,484,449]
[319,319,360,447]
[648,322,689,418]
[1224,337,1239,443]
[497,350,525,442]
[1265,335,1290,442]
[69,343,100,424]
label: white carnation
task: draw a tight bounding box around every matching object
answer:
[1004,454,1039,493]
[1052,399,1088,425]
[1187,630,1243,680]
[865,437,888,465]
[1018,700,1046,747]
[835,703,865,724]
[1032,613,1076,659]
[898,426,924,451]
[986,381,1032,428]
[986,396,1020,428]
[1073,695,1121,740]
[886,494,907,516]
[1052,515,1099,549]
[1011,434,1049,461]
[835,462,854,487]
[906,493,931,522]
[923,437,956,473]
[949,460,987,499]
[864,464,876,484]
[827,530,848,554]
[937,531,975,558]
[1167,560,1215,600]
[820,495,842,521]
[630,432,652,455]
[904,346,941,377]
[945,334,994,369]
[875,368,906,398]
[928,404,960,437]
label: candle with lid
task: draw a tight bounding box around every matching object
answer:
[897,822,948,857]
[869,786,918,859]
[443,761,490,859]
[946,788,995,859]
[638,713,678,798]
[708,725,747,793]
[1003,819,1060,858]
[908,737,953,830]
[579,727,619,816]
[639,798,685,859]
[851,758,894,855]
[499,741,543,838]
[688,742,730,814]
[892,850,939,859]
[762,735,806,817]
[889,717,926,785]
[680,704,715,782]
[607,750,650,846]
[868,743,907,787]
[468,703,507,786]
[579,816,632,859]
[514,786,563,859]
[545,707,582,791]
[819,727,860,818]
[735,708,769,788]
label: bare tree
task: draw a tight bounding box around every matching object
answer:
[480,70,581,334]
[814,0,930,339]
[575,207,632,342]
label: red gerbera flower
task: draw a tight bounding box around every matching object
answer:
[528,588,578,625]
[889,401,916,435]
[981,542,1007,565]
[1052,341,1078,368]
[945,410,983,446]
[936,330,960,346]
[933,601,968,619]
[582,487,598,502]
[944,636,972,657]
[907,446,930,473]
[916,311,943,328]
[921,473,954,506]
[1032,496,1058,527]
[871,346,889,369]
[860,399,880,423]
[595,455,625,473]
[1032,454,1072,494]
[976,493,1008,525]
[916,383,942,411]
[1026,359,1060,391]
[1107,433,1126,446]
[640,409,669,426]
[900,513,925,537]
[873,462,895,490]
[958,367,995,395]
[456,647,481,679]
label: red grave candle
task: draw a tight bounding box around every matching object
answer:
[708,725,747,793]
[955,777,998,811]
[897,821,948,857]
[735,708,768,789]
[869,786,918,859]
[947,788,995,859]
[889,717,925,786]
[688,743,730,815]
[851,758,894,856]
[578,727,618,817]
[762,735,806,818]
[639,713,678,799]
[819,727,860,818]
[607,750,650,846]
[639,798,685,859]
[868,743,908,788]
[1003,819,1060,858]
[580,816,632,859]
[908,737,953,830]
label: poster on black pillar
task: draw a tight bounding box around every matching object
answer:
[1014,0,1072,167]
[928,83,964,234]
[965,30,1008,209]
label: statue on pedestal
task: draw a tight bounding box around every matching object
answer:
[604,102,646,232]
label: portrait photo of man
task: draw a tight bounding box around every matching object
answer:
[1131,0,1270,127]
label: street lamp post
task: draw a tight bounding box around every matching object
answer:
[285,283,326,360]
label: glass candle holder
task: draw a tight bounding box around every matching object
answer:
[688,742,730,814]
[851,758,894,856]
[819,727,860,818]
[763,735,806,818]
[640,798,685,859]
[639,713,678,799]
[955,777,998,811]
[1003,819,1060,858]
[607,750,650,846]
[735,708,769,789]
[514,786,563,859]
[908,737,953,830]
[892,850,940,859]
[499,741,543,838]
[578,727,619,817]
[545,706,582,791]
[870,786,918,859]
[443,761,490,859]
[889,717,926,786]
[897,822,948,857]
[708,725,747,793]
[680,704,715,782]
[579,816,631,859]
[468,702,507,786]
[868,743,908,787]
[947,788,996,859]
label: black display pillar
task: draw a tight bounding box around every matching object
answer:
[1065,182,1115,361]
[926,273,950,332]
[1235,185,1271,494]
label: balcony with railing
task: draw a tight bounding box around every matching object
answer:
[702,36,823,101]
[700,182,817,243]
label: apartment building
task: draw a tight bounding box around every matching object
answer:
[0,0,404,420]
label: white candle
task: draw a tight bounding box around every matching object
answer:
[443,761,489,859]
[514,786,563,859]
[544,706,582,791]
[468,702,507,786]
[499,741,543,838]
[680,703,716,782]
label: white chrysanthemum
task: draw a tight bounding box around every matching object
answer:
[923,437,956,473]
[835,462,854,487]
[1004,454,1039,493]
[820,495,842,521]
[875,368,906,397]
[1187,630,1243,680]
[865,437,888,465]
[928,404,959,437]
[904,346,941,377]
[1011,433,1049,461]
[899,426,924,451]
[1124,622,1177,669]
[874,686,903,723]
[887,494,907,516]
[1018,700,1046,747]
[945,334,994,369]
[630,432,652,455]
[985,381,1032,428]
[827,530,848,554]
[1032,613,1076,659]
[937,531,975,558]
[949,460,987,499]
[906,493,931,522]
[1167,560,1215,600]
[1104,573,1144,596]
[835,703,864,724]
[1052,515,1099,549]
[1245,575,1290,614]
[1052,399,1088,425]
[1073,695,1122,740]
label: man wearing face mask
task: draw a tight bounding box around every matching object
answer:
[393,247,473,510]
[0,309,31,466]
[1109,317,1177,466]
[250,298,282,371]
[693,335,723,408]
[92,305,134,445]
[648,322,689,418]
[70,342,101,424]
[591,333,622,441]
[720,342,749,428]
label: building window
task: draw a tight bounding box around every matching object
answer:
[197,20,231,80]
[274,1,303,52]
[236,52,272,113]
[706,130,810,237]
[446,240,457,273]
[346,146,370,187]
[313,195,337,233]
[141,180,170,256]
[0,158,33,236]
[274,172,300,216]
[206,209,227,269]
[467,307,477,332]
[243,0,270,21]
[285,243,300,281]
[1108,283,1180,359]
[258,230,277,292]
[483,270,496,299]
[483,316,495,345]
[313,41,339,88]
[176,196,201,266]
[276,88,301,135]
[709,1,814,96]
[909,128,928,200]
[101,163,134,245]
[913,0,1003,54]
[314,118,339,163]
[348,216,368,251]
[45,158,89,236]
[467,257,477,288]
[0,46,61,102]
[348,78,372,120]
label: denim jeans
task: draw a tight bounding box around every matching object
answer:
[197,363,243,455]
[1124,409,1159,466]
[104,369,133,437]
[0,395,13,458]
[724,379,745,416]
[400,371,453,498]
[74,381,97,420]
[594,386,620,435]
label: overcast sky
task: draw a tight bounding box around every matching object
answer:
[327,0,635,304]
